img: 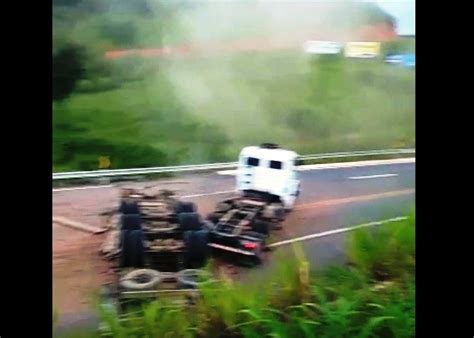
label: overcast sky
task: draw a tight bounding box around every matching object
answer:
[373,0,415,35]
[255,0,416,35]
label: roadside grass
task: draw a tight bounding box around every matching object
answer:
[84,213,415,338]
[54,308,59,330]
[347,212,415,281]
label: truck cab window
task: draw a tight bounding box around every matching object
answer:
[247,157,260,166]
[269,160,282,170]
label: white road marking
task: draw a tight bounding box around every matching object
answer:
[208,243,255,255]
[217,158,415,175]
[216,170,238,176]
[181,190,235,199]
[53,185,113,192]
[267,216,408,248]
[348,173,398,180]
[297,158,415,171]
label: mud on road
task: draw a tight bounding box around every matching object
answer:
[52,180,225,321]
[53,189,118,321]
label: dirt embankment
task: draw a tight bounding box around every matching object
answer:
[53,191,118,316]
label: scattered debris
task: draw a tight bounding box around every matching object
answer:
[53,216,108,234]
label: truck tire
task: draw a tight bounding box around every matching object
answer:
[119,200,140,215]
[178,212,202,231]
[263,203,285,221]
[274,205,285,220]
[184,229,210,267]
[119,269,162,291]
[174,201,197,214]
[253,220,270,236]
[194,229,210,259]
[120,229,144,268]
[177,269,212,289]
[120,214,142,231]
[120,230,132,267]
[119,229,128,251]
[130,230,145,267]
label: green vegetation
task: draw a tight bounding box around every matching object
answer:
[53,50,415,171]
[53,0,415,171]
[68,214,413,338]
[382,37,415,55]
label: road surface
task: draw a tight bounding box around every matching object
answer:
[53,159,415,334]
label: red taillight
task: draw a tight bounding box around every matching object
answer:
[243,242,257,250]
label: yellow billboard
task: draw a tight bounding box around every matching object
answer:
[344,42,381,58]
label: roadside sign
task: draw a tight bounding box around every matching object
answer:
[304,41,342,55]
[345,42,381,58]
[99,156,111,169]
[384,53,415,67]
[402,53,415,67]
[385,53,403,64]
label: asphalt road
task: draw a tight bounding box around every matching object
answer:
[52,159,415,335]
[53,159,415,270]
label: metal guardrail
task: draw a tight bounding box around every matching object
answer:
[53,148,415,180]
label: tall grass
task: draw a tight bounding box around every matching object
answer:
[90,213,415,338]
[347,212,415,281]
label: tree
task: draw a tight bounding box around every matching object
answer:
[53,44,86,101]
[53,0,82,7]
[99,20,137,48]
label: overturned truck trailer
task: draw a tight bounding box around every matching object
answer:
[100,188,214,314]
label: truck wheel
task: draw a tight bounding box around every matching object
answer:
[184,229,210,267]
[120,230,132,267]
[253,220,270,235]
[179,212,202,231]
[263,203,285,220]
[119,229,128,251]
[274,205,285,220]
[119,269,162,291]
[130,230,145,267]
[174,201,197,214]
[119,200,141,215]
[120,229,144,268]
[177,269,212,289]
[120,214,142,231]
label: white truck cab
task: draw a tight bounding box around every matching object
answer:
[236,144,301,210]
